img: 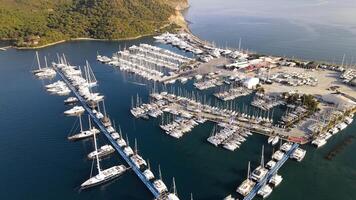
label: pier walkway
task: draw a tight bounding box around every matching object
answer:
[243,143,299,200]
[55,68,162,198]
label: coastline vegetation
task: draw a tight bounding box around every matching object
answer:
[0,0,184,47]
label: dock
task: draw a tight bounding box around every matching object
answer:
[55,68,163,198]
[243,143,299,200]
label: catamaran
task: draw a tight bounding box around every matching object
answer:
[130,139,147,168]
[153,165,168,194]
[269,174,283,187]
[236,161,256,196]
[290,147,306,162]
[272,150,284,161]
[143,160,155,180]
[81,128,126,189]
[257,184,273,198]
[251,146,269,182]
[167,177,180,200]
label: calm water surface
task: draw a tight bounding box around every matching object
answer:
[1,1,356,199]
[186,0,356,64]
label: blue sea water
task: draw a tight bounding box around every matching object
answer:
[0,0,356,199]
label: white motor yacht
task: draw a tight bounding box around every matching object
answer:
[64,106,85,116]
[312,138,327,148]
[87,145,115,160]
[291,148,306,162]
[272,150,284,161]
[280,142,292,152]
[236,162,256,196]
[265,160,276,169]
[64,97,78,104]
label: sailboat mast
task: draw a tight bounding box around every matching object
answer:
[172,177,177,195]
[119,125,123,138]
[88,115,92,130]
[134,138,138,154]
[261,145,265,168]
[147,159,151,170]
[92,118,101,173]
[85,60,90,84]
[44,56,48,68]
[103,100,107,117]
[247,161,251,179]
[158,164,162,180]
[126,134,129,146]
[36,51,41,70]
[79,115,83,132]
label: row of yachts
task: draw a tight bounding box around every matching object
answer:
[31,52,56,79]
[312,114,354,148]
[160,117,199,139]
[251,95,284,111]
[194,78,224,90]
[236,143,306,199]
[207,124,252,151]
[214,86,252,101]
[100,43,193,83]
[34,55,179,199]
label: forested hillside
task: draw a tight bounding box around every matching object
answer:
[0,0,186,47]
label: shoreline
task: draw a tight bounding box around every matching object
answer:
[12,33,157,50]
[2,2,191,51]
[0,4,346,67]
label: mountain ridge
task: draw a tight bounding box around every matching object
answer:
[0,0,189,47]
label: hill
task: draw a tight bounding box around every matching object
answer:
[0,0,188,47]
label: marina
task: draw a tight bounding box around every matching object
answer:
[131,91,308,143]
[1,38,355,200]
[103,43,195,83]
[33,56,180,199]
[239,143,300,200]
[2,1,356,198]
[27,34,356,200]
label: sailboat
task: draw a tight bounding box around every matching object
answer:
[167,177,179,200]
[236,161,256,196]
[81,127,126,188]
[84,61,98,87]
[153,165,168,194]
[101,100,112,127]
[32,52,56,78]
[251,146,269,182]
[68,115,100,141]
[130,139,147,168]
[143,159,155,180]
